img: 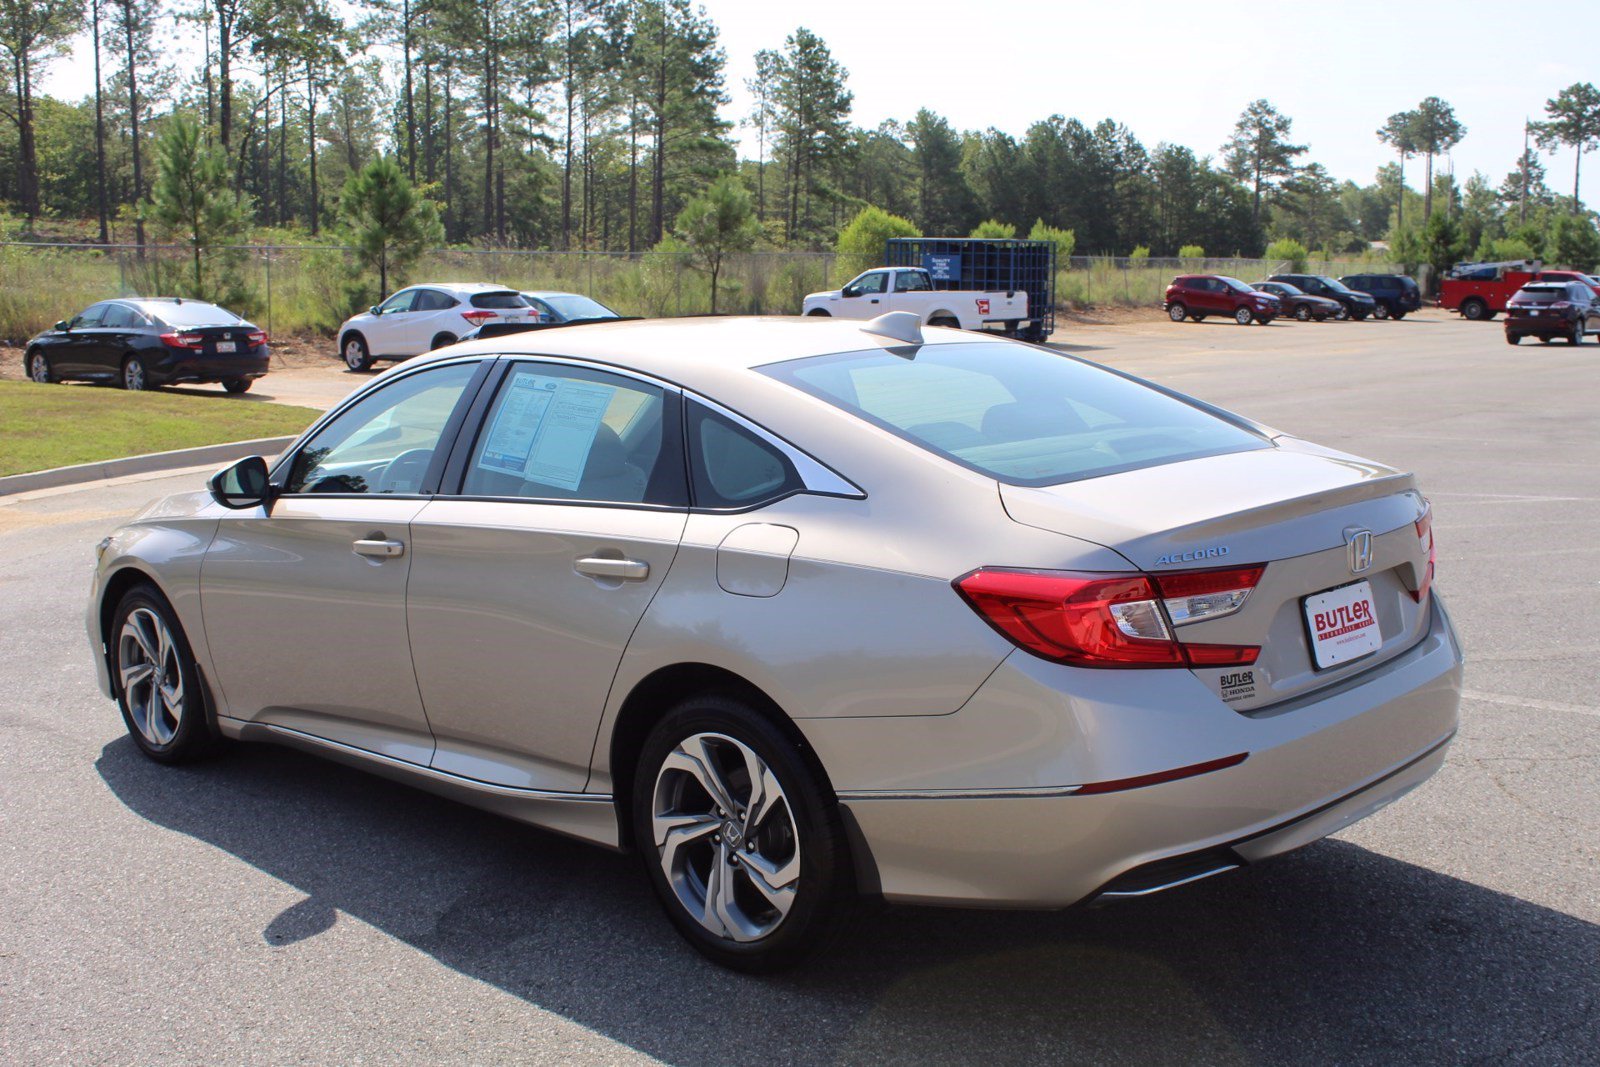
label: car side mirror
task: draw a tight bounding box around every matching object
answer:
[369,305,381,316]
[209,456,276,511]
[55,320,69,331]
[842,284,860,298]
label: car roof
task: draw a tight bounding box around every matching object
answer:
[402,282,520,293]
[405,315,1008,390]
[521,290,585,299]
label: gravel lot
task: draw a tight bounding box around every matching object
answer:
[2,309,1596,1065]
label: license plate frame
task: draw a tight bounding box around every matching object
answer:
[1302,579,1382,671]
[215,340,236,353]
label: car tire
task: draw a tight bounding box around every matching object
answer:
[1233,307,1253,325]
[1573,320,1585,346]
[121,355,148,391]
[633,694,853,973]
[27,348,56,383]
[429,332,458,351]
[109,585,219,765]
[1192,314,1207,322]
[805,309,831,317]
[1506,333,1521,345]
[1294,305,1311,322]
[222,378,252,394]
[1334,306,1350,321]
[342,333,374,371]
[1254,314,1274,325]
[1461,299,1487,321]
[1167,303,1188,322]
[1393,310,1408,320]
[1373,304,1390,320]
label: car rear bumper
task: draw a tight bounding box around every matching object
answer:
[1505,317,1577,338]
[155,352,270,384]
[829,594,1463,908]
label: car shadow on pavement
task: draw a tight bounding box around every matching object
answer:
[98,737,1598,1065]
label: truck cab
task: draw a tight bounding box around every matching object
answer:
[803,267,1030,334]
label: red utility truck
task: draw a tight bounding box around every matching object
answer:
[1440,260,1600,320]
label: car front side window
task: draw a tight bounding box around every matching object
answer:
[285,362,479,495]
[71,303,110,329]
[378,290,417,315]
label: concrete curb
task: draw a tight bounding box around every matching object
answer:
[0,436,296,497]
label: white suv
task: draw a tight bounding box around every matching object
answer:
[336,283,532,370]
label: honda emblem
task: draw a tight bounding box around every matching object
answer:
[1346,528,1375,574]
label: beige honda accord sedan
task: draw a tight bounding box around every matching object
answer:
[87,313,1462,970]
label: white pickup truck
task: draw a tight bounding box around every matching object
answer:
[803,267,1029,333]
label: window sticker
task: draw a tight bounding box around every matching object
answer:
[477,372,561,475]
[475,371,617,491]
[524,379,615,491]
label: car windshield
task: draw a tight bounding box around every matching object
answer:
[1218,277,1254,293]
[535,294,618,320]
[1316,276,1355,295]
[1261,281,1302,295]
[1515,286,1567,303]
[146,301,242,327]
[763,342,1268,487]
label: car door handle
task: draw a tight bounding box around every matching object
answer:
[353,538,405,559]
[870,298,880,304]
[575,556,649,581]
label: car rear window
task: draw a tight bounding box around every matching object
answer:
[470,291,529,309]
[537,294,617,320]
[763,343,1268,486]
[147,301,242,327]
[1516,286,1567,303]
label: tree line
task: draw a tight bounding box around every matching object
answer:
[1,1,1597,271]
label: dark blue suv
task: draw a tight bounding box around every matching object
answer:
[1340,274,1423,320]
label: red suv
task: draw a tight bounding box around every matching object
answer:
[1165,275,1280,325]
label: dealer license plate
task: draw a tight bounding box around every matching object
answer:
[1303,580,1381,670]
[215,341,236,353]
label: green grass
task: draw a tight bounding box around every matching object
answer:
[0,380,320,476]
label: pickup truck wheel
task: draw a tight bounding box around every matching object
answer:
[929,316,959,329]
[805,309,830,317]
[1167,303,1187,322]
[1233,307,1253,325]
[1294,305,1311,321]
[1460,299,1487,321]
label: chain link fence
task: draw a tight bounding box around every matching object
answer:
[0,241,1405,342]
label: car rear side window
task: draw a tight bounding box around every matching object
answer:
[413,290,456,311]
[101,305,139,328]
[764,343,1268,487]
[470,291,528,309]
[687,403,802,509]
[460,362,682,506]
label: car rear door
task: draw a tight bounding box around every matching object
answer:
[199,358,487,761]
[405,359,689,792]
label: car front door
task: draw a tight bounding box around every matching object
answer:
[199,358,487,762]
[369,288,421,357]
[405,360,689,792]
[842,271,889,312]
[55,303,110,376]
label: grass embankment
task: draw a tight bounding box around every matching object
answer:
[0,380,320,476]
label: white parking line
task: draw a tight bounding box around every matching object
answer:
[1462,690,1600,718]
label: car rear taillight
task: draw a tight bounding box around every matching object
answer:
[461,309,496,326]
[1412,506,1435,604]
[159,332,203,349]
[1154,565,1265,626]
[954,567,1262,669]
[247,331,268,346]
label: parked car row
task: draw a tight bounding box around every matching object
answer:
[23,298,270,393]
[335,284,620,371]
[1164,273,1421,326]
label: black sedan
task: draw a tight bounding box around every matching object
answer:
[24,298,270,393]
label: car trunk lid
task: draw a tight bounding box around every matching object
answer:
[999,438,1434,710]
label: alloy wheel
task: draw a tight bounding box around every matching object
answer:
[344,339,368,370]
[1295,305,1311,321]
[118,607,184,746]
[1234,307,1252,325]
[123,359,146,390]
[1168,304,1186,322]
[651,732,800,943]
[29,352,50,382]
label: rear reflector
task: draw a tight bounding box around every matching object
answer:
[1153,564,1265,626]
[1074,752,1250,795]
[955,567,1262,669]
[461,309,496,325]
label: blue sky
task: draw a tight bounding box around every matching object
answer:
[44,0,1597,204]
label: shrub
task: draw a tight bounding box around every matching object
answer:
[835,206,920,278]
[1028,219,1076,258]
[1178,244,1205,259]
[1128,245,1150,263]
[971,219,1017,239]
[1265,238,1310,272]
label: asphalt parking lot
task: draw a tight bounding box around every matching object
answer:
[2,309,1597,1065]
